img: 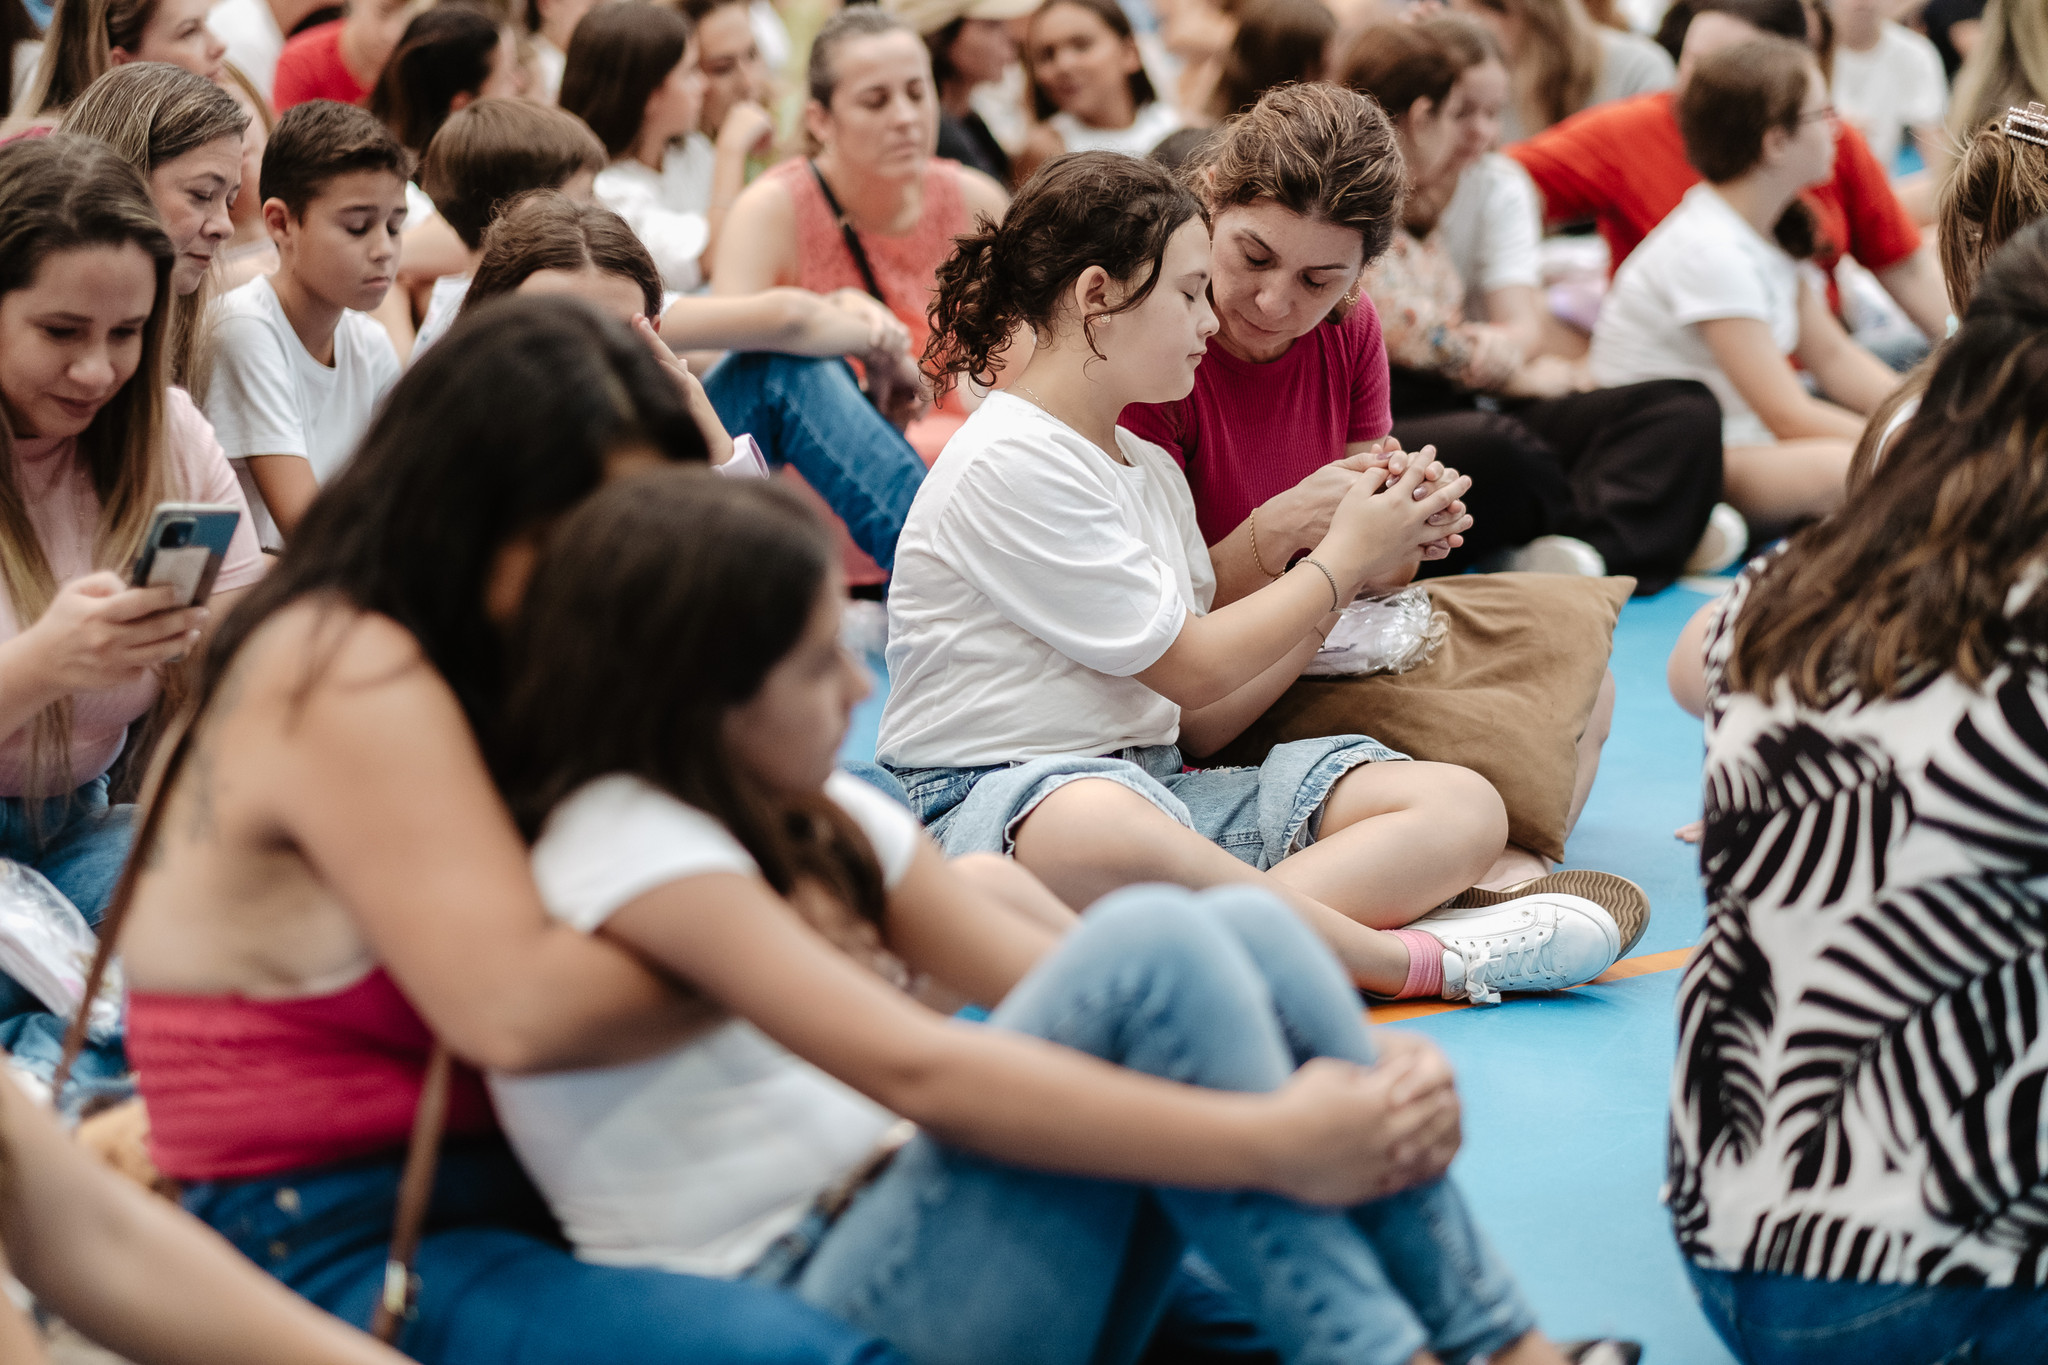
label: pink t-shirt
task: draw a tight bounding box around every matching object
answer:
[1120,303,1393,546]
[0,388,266,796]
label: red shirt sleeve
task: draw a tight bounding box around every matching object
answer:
[1506,113,1611,228]
[1831,122,1921,272]
[1343,302,1392,443]
[1117,398,1190,468]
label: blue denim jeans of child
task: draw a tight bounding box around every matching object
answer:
[0,774,133,1105]
[703,352,928,570]
[183,1137,905,1365]
[778,884,1534,1365]
[1687,1262,2048,1365]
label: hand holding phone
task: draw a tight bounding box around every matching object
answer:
[18,573,207,697]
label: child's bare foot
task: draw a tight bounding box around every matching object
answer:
[1675,819,1704,843]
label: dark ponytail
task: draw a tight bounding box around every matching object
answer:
[924,151,1205,394]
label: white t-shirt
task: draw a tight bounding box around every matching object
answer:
[208,0,284,100]
[1833,23,1948,171]
[1433,154,1543,322]
[490,771,918,1276]
[878,392,1215,769]
[204,275,401,546]
[1048,102,1184,159]
[594,144,713,293]
[10,39,41,116]
[531,33,566,105]
[408,272,470,360]
[1589,184,1800,447]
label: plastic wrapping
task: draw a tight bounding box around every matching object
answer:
[1304,585,1449,677]
[0,860,122,1044]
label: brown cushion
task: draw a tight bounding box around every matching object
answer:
[1204,573,1634,862]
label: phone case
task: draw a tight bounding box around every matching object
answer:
[131,503,241,608]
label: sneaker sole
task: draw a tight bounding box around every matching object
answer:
[1440,870,1650,957]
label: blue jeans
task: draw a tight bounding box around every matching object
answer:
[0,775,133,1105]
[183,1137,904,1365]
[779,885,1533,1365]
[703,352,928,570]
[888,737,1405,865]
[1687,1262,2048,1365]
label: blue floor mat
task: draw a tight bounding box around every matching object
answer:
[840,583,1732,1361]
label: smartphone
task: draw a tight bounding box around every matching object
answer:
[129,503,241,608]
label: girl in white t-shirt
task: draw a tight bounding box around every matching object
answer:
[1589,36,1901,525]
[491,465,1621,1365]
[559,4,716,292]
[1015,0,1182,181]
[883,151,1629,1005]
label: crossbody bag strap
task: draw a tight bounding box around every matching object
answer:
[368,1044,452,1345]
[808,159,890,310]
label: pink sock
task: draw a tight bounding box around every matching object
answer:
[1389,929,1445,999]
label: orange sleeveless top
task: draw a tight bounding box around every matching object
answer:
[766,156,973,584]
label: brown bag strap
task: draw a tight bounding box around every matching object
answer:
[368,1044,452,1345]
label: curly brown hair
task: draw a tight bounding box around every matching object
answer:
[924,150,1204,394]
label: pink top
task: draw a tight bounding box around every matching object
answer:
[1120,303,1394,546]
[0,389,265,797]
[765,155,974,585]
[129,968,496,1181]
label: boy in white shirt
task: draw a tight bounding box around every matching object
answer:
[205,100,407,545]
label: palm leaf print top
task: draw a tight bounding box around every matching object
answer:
[1671,560,2048,1290]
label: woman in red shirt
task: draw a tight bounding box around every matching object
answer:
[271,0,414,110]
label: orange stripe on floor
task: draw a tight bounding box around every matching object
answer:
[1366,946,1694,1023]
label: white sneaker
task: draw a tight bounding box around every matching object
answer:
[1409,894,1622,1005]
[1684,503,1749,576]
[1499,534,1607,577]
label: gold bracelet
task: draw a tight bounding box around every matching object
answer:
[1300,556,1342,613]
[1249,506,1282,578]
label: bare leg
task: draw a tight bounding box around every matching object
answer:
[1009,778,1413,993]
[1266,761,1506,925]
[948,852,1077,934]
[1724,439,1853,523]
[1492,1329,1574,1365]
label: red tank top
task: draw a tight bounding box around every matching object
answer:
[128,968,496,1182]
[766,157,973,585]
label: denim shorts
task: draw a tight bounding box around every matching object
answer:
[886,735,1407,869]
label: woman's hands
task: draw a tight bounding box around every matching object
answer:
[1255,1032,1462,1206]
[1255,440,1469,568]
[634,314,738,466]
[10,574,205,700]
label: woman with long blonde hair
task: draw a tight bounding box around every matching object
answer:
[59,61,248,388]
[14,0,223,126]
[0,134,262,1104]
[1451,0,1672,139]
[1946,0,2048,160]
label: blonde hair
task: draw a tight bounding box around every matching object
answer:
[1949,0,2048,147]
[60,63,248,390]
[19,0,161,118]
[1470,0,1603,134]
[0,136,177,801]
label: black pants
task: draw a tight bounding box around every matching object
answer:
[1391,372,1723,595]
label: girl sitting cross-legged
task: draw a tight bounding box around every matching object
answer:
[487,461,1634,1365]
[877,151,1626,1004]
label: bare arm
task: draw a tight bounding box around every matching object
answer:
[659,287,908,359]
[267,614,710,1073]
[1874,245,1950,341]
[703,102,777,268]
[881,842,1059,1006]
[245,455,320,540]
[1697,312,1868,441]
[956,164,1010,229]
[0,1076,406,1365]
[1793,283,1902,415]
[1176,626,1331,760]
[1479,283,1549,361]
[603,870,1459,1205]
[1667,598,1719,720]
[709,176,798,296]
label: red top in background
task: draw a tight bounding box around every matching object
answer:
[1506,89,1921,308]
[1120,302,1393,547]
[272,21,367,111]
[129,967,497,1182]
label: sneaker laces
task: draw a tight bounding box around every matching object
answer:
[1440,911,1560,1004]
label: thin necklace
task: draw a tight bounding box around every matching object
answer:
[1011,382,1054,413]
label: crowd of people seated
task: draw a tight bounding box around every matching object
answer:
[0,0,2042,1361]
